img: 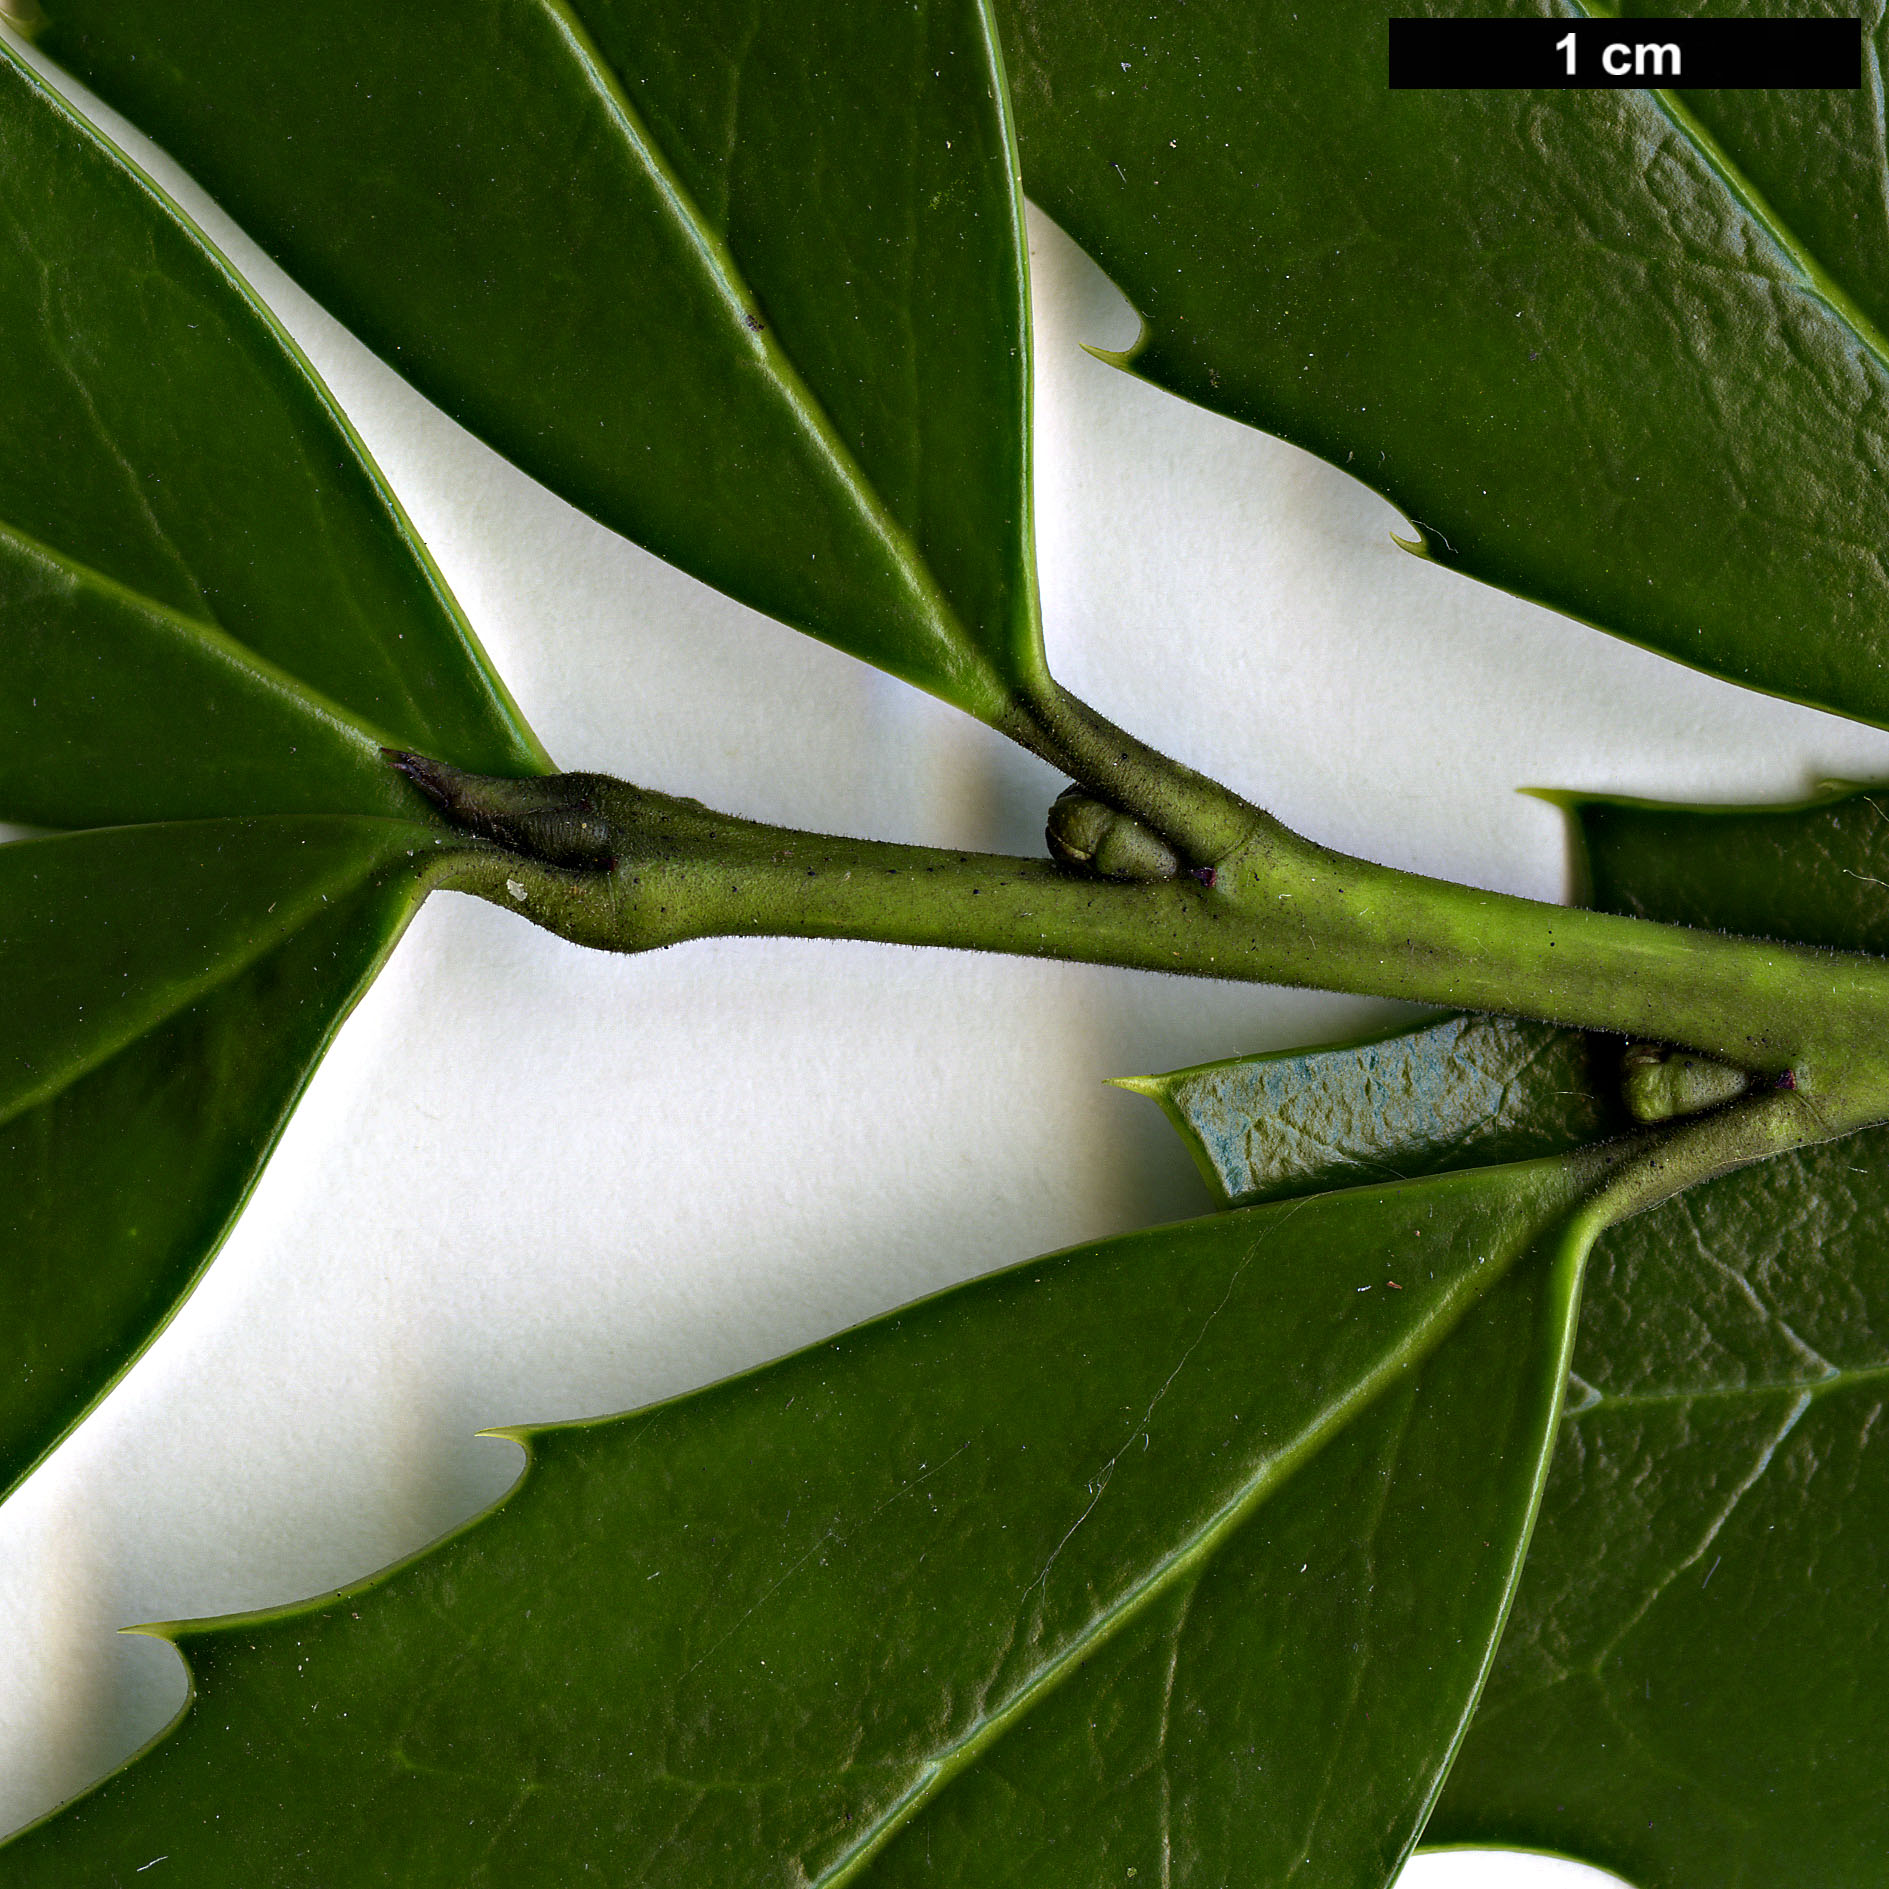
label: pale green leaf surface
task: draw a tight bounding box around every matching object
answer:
[1125,1014,1625,1208]
[32,0,1046,718]
[4,1157,1599,1886]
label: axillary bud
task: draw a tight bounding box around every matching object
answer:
[1045,785,1181,883]
[1621,1040,1752,1124]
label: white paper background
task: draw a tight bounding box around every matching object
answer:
[6,34,1882,1883]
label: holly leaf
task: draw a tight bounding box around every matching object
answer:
[1618,0,1889,339]
[26,0,1046,721]
[0,44,535,1499]
[1119,1012,1626,1208]
[1121,785,1889,1877]
[2,1154,1605,1887]
[993,0,1889,729]
[1425,782,1889,1887]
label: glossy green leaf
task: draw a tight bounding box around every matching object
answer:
[0,818,449,1499]
[994,0,1889,729]
[0,49,541,797]
[4,1156,1603,1886]
[1427,781,1889,1886]
[1570,779,1889,954]
[1619,0,1889,340]
[1122,1013,1625,1208]
[1120,789,1889,1875]
[30,0,1047,720]
[0,44,539,1499]
[0,525,437,827]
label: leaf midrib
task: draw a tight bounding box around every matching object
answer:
[536,0,996,702]
[1569,0,1889,379]
[811,1196,1547,1889]
[1575,1357,1889,1414]
[0,816,437,1133]
[6,41,549,776]
[0,517,412,761]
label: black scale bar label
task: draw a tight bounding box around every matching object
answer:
[1389,16,1861,88]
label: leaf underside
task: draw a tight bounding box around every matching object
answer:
[1126,1012,1627,1209]
[995,0,1889,730]
[31,0,1047,719]
[3,1153,1598,1886]
[0,45,537,1502]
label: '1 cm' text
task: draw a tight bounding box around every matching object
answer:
[1555,31,1681,78]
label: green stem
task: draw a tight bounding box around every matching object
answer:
[997,678,1259,865]
[407,757,1889,1141]
[1577,1086,1830,1238]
